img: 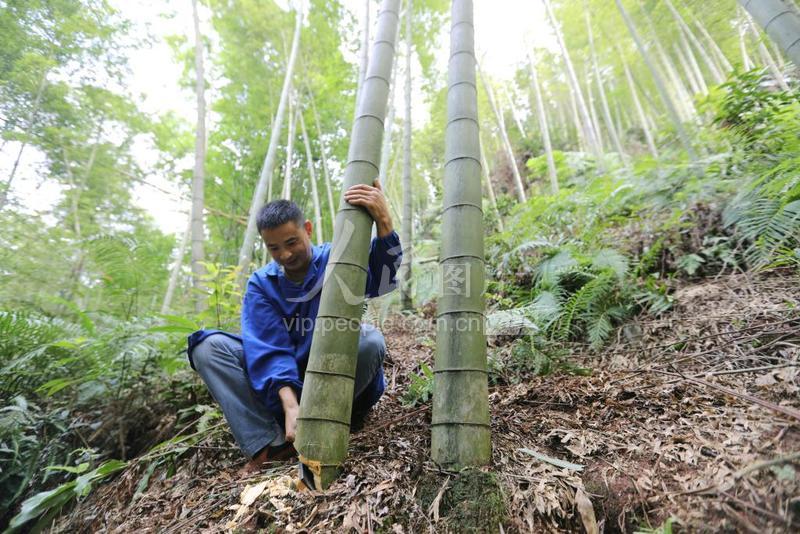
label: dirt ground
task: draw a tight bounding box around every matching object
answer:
[55,269,799,533]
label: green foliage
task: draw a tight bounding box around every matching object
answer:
[401,362,434,407]
[713,70,800,269]
[6,459,127,534]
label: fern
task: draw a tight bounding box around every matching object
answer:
[725,197,800,268]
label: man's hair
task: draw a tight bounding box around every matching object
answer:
[256,200,304,232]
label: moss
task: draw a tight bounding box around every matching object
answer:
[419,469,508,533]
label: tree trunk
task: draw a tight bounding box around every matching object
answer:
[543,0,604,166]
[566,84,586,152]
[379,52,400,186]
[585,9,628,165]
[674,42,702,96]
[739,15,755,70]
[190,0,207,313]
[161,214,192,314]
[479,69,527,202]
[309,95,336,236]
[503,84,527,138]
[236,8,302,286]
[281,94,298,199]
[738,0,800,67]
[693,20,733,75]
[663,0,724,84]
[431,0,490,469]
[295,0,401,490]
[528,54,559,192]
[479,134,504,230]
[623,60,659,158]
[615,0,696,161]
[400,0,413,311]
[756,34,791,90]
[1,72,48,209]
[638,2,696,119]
[299,110,324,244]
[584,63,605,152]
[679,26,709,94]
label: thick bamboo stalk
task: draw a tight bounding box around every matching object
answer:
[237,9,301,285]
[401,0,413,310]
[299,110,324,244]
[295,0,401,490]
[528,53,560,192]
[431,0,490,469]
[739,0,800,67]
[190,0,207,313]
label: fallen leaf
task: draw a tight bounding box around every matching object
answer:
[575,488,598,534]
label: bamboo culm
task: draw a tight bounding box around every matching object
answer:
[431,0,491,469]
[294,0,401,490]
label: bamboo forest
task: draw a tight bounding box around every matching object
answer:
[2,0,800,531]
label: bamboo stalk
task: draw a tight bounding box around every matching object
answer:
[431,0,491,469]
[295,0,401,490]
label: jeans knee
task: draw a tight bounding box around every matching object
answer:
[360,326,386,364]
[191,334,240,373]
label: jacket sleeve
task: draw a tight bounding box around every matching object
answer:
[365,230,403,298]
[241,275,303,416]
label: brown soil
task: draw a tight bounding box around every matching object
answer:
[54,270,799,533]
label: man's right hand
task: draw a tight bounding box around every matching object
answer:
[278,386,300,442]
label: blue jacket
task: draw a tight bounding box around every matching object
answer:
[189,231,402,419]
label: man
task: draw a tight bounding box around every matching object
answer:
[188,179,401,473]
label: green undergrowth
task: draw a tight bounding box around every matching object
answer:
[483,69,800,380]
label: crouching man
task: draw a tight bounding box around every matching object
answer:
[187,180,402,472]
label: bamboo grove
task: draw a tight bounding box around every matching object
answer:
[1,0,800,526]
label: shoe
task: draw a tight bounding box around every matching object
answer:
[350,407,372,433]
[240,442,297,475]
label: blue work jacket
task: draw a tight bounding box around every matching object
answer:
[190,230,402,420]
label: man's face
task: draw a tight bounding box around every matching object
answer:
[260,220,313,277]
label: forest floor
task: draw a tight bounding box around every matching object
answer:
[55,269,799,533]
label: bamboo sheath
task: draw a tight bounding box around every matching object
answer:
[295,0,401,490]
[431,0,491,469]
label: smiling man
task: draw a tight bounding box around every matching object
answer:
[187,179,401,473]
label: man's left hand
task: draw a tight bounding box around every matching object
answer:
[343,178,394,237]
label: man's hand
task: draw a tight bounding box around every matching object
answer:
[343,178,394,237]
[278,386,299,442]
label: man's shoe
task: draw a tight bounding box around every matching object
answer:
[350,407,372,433]
[240,442,297,475]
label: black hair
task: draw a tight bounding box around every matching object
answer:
[256,199,304,232]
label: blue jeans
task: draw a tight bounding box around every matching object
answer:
[190,324,386,458]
